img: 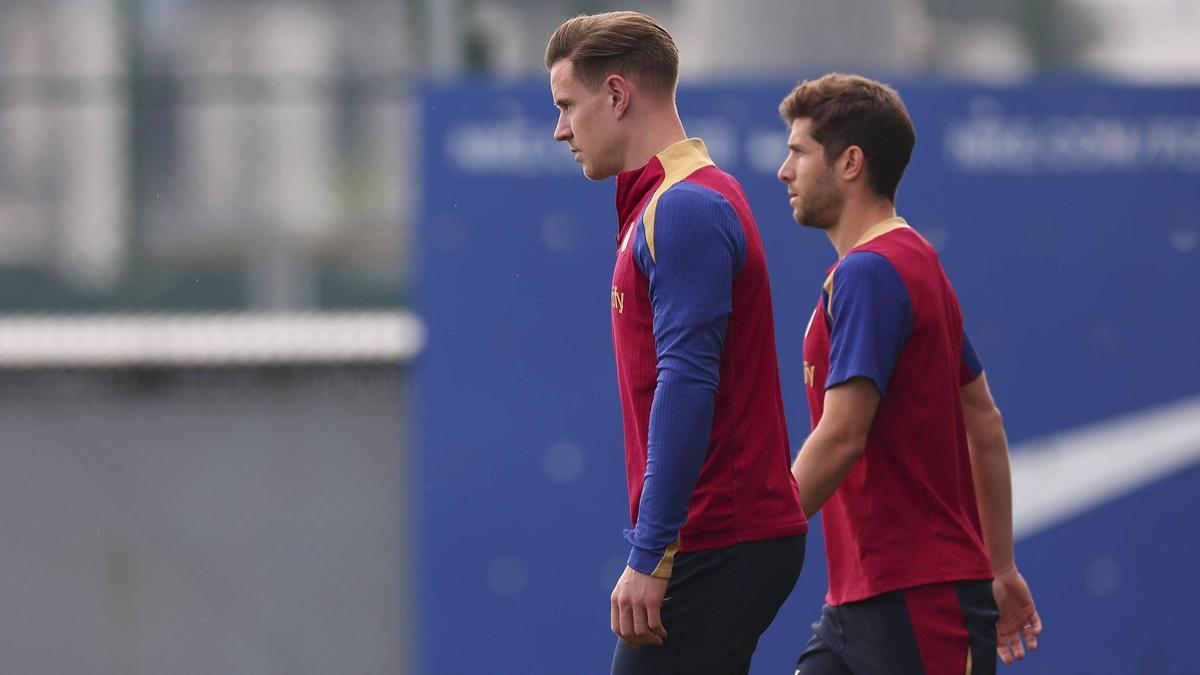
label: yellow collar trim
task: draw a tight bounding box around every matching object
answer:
[656,137,712,170]
[851,216,909,250]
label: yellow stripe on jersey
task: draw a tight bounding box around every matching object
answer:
[642,138,715,263]
[823,269,836,321]
[650,540,682,579]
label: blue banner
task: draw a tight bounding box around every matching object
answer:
[416,79,1200,674]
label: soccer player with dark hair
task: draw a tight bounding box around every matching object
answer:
[776,73,1043,674]
[547,11,808,674]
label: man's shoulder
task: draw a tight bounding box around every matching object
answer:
[661,172,749,218]
[659,176,731,206]
[635,178,747,267]
[647,180,742,233]
[857,225,937,260]
[679,164,750,203]
[853,228,945,280]
[834,250,901,283]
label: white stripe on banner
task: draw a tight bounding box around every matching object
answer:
[1012,394,1200,539]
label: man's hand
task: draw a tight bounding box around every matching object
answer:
[993,565,1042,665]
[610,565,669,648]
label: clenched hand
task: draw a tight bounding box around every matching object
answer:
[611,565,670,648]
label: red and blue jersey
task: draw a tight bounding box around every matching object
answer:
[611,138,807,577]
[803,218,993,605]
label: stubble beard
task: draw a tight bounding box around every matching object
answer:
[797,170,843,231]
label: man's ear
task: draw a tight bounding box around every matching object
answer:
[606,74,631,119]
[839,145,866,183]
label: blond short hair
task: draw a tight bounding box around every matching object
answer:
[545,11,679,96]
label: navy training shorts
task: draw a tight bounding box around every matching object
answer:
[795,578,998,675]
[611,534,806,675]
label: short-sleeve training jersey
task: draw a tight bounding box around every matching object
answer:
[803,217,992,605]
[611,138,807,577]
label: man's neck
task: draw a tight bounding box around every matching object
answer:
[620,105,687,172]
[827,198,898,258]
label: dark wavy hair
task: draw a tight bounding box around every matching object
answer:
[779,73,916,202]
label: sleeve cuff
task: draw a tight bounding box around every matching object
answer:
[625,538,681,579]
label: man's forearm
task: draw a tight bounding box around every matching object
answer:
[791,425,863,518]
[966,411,1016,573]
[794,379,880,517]
[627,372,715,576]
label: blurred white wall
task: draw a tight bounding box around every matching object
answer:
[1082,0,1200,81]
[0,0,125,291]
[174,1,337,308]
[670,0,932,79]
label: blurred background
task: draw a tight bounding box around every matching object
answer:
[1,0,1197,673]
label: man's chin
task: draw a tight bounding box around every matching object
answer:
[582,163,618,181]
[796,212,831,230]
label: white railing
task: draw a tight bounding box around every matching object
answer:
[0,312,426,368]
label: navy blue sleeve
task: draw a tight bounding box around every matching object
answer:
[826,251,913,395]
[960,329,984,384]
[625,183,746,576]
